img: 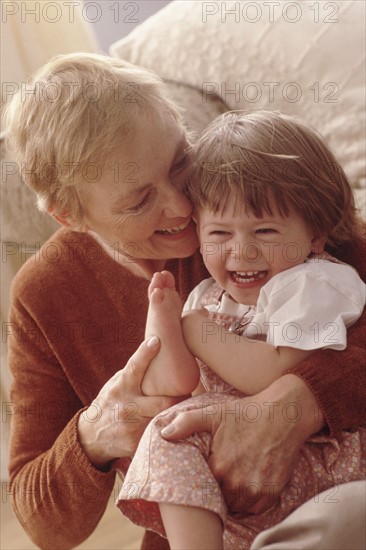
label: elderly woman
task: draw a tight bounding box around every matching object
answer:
[5,53,365,550]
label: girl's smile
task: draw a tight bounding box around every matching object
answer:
[230,269,268,286]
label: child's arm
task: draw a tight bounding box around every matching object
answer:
[182,309,313,395]
[192,380,206,396]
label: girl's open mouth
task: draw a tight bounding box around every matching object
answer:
[230,270,268,284]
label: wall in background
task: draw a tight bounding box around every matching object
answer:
[85,0,172,53]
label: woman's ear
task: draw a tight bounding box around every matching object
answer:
[311,235,327,254]
[47,208,88,232]
[47,208,72,227]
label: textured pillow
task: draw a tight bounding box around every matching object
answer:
[110,0,365,195]
[164,80,228,135]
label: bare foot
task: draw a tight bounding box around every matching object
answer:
[141,271,200,397]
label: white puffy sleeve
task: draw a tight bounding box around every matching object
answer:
[183,277,215,311]
[254,261,366,351]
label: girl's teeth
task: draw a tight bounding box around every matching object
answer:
[237,271,258,276]
[232,271,267,283]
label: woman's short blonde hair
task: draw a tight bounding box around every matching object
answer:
[187,110,362,251]
[4,52,185,224]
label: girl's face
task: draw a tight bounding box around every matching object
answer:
[80,115,199,264]
[196,197,325,305]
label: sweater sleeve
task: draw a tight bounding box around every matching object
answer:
[285,307,366,435]
[285,233,366,435]
[7,295,115,550]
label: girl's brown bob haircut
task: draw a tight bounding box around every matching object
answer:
[187,111,363,251]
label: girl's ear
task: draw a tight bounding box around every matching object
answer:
[311,234,327,254]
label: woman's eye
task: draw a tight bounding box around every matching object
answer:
[130,194,151,212]
[172,155,189,172]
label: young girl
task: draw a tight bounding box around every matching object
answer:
[116,111,366,549]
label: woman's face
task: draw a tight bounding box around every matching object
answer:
[81,115,199,262]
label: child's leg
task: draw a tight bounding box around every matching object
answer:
[160,502,223,550]
[141,271,200,396]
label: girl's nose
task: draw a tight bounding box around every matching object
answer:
[245,241,262,262]
[225,239,261,267]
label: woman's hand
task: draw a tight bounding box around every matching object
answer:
[162,374,324,514]
[78,337,183,469]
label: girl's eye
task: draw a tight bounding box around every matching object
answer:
[210,230,229,236]
[256,228,276,234]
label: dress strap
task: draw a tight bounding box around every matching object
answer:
[200,282,225,307]
[307,251,343,264]
[199,281,256,336]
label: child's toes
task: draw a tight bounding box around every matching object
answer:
[161,270,176,290]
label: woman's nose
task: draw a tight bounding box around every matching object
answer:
[163,183,192,218]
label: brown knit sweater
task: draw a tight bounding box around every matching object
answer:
[8,228,366,550]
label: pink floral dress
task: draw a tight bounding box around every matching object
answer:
[116,258,366,549]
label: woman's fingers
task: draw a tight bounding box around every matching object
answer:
[161,408,215,439]
[78,337,171,464]
[121,337,185,416]
[122,337,161,392]
[160,391,306,515]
